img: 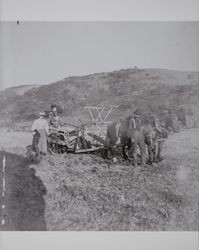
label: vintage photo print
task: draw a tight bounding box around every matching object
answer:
[0,21,199,232]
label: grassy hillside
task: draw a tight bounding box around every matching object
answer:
[0,68,199,126]
[0,84,40,99]
[0,84,40,115]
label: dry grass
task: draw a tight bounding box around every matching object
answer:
[33,129,199,231]
[0,129,198,231]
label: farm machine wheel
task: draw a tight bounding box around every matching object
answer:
[48,131,68,154]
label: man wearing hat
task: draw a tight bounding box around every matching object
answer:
[127,109,142,130]
[133,109,141,117]
[149,114,169,162]
[31,112,49,155]
[49,104,63,128]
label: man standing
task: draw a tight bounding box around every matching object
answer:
[151,114,169,161]
[31,112,49,155]
[128,109,142,130]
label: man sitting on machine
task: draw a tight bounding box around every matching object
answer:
[49,104,63,129]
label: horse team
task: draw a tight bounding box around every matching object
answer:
[104,113,170,166]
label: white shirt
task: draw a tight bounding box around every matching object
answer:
[31,117,49,135]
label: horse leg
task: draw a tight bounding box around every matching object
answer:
[146,138,153,165]
[122,145,128,160]
[104,145,112,159]
[130,141,138,167]
[106,143,115,160]
[138,137,146,166]
[110,144,115,158]
[152,142,157,162]
[104,136,111,159]
[157,140,164,161]
[103,147,108,159]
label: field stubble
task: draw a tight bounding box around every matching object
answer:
[0,129,198,230]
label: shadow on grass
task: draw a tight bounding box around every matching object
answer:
[0,151,47,231]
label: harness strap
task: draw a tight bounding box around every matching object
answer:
[132,118,136,129]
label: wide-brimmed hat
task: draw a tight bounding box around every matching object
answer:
[133,109,141,116]
[51,104,57,109]
[39,112,45,116]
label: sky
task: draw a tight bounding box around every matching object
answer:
[0,21,199,90]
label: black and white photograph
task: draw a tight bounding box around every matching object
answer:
[0,21,199,232]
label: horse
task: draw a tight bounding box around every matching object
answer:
[104,116,146,166]
[141,114,170,163]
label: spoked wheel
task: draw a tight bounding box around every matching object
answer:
[48,131,68,154]
[74,136,92,151]
[49,142,59,154]
[49,142,68,154]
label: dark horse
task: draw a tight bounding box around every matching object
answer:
[104,116,146,166]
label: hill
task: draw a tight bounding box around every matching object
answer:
[0,68,199,126]
[0,84,40,98]
[0,84,40,113]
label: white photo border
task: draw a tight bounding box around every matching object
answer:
[0,1,198,250]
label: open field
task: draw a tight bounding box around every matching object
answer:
[0,128,199,230]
